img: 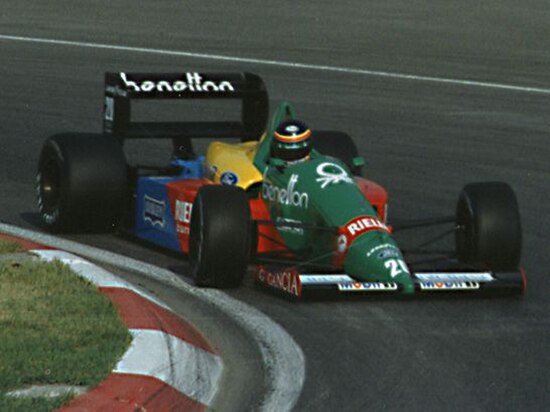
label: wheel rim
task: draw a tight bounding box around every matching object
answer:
[40,159,61,212]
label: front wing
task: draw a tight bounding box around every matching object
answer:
[255,266,526,298]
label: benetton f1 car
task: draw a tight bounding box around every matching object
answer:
[36,72,526,298]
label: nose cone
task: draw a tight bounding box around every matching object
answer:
[343,232,415,294]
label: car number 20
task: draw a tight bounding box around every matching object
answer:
[384,259,410,278]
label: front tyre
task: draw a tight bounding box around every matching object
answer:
[455,182,522,270]
[189,185,251,288]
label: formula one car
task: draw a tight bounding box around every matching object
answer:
[36,72,526,298]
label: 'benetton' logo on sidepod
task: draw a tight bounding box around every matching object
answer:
[262,174,309,208]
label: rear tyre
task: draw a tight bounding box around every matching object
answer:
[189,185,251,288]
[455,182,521,270]
[36,133,128,232]
[312,131,362,176]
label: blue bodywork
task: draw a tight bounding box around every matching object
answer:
[133,157,204,252]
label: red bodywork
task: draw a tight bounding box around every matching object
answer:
[164,177,388,255]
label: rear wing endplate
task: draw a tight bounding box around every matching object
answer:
[103,72,268,140]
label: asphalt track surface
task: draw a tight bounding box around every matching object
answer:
[1,1,550,410]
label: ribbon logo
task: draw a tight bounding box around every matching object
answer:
[316,162,354,189]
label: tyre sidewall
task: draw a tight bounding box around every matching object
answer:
[190,185,251,288]
[456,182,522,270]
[36,134,128,232]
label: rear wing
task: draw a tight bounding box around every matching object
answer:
[103,72,268,140]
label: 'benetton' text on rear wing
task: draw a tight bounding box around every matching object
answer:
[103,72,268,140]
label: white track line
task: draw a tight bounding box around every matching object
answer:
[1,34,550,95]
[0,222,305,412]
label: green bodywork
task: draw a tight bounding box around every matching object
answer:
[253,102,415,294]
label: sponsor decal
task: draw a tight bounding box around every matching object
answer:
[378,248,400,260]
[338,282,398,292]
[220,171,239,186]
[104,97,114,121]
[175,200,193,223]
[384,259,410,278]
[286,125,300,133]
[276,217,304,235]
[262,174,309,208]
[335,219,392,264]
[337,234,348,253]
[365,243,400,259]
[144,195,166,227]
[204,163,217,180]
[175,200,193,235]
[415,273,494,283]
[105,84,128,97]
[256,267,302,297]
[420,281,480,291]
[120,72,235,94]
[299,275,355,285]
[344,216,390,239]
[316,162,354,189]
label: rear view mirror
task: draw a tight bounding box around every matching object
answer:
[352,156,366,167]
[270,158,286,169]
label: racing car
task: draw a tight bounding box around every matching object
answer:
[36,72,526,298]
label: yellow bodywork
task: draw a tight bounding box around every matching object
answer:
[205,140,263,189]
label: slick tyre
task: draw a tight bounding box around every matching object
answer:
[189,185,251,288]
[312,131,362,176]
[455,182,522,270]
[36,133,128,232]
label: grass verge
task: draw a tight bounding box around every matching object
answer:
[0,246,131,411]
[0,238,24,254]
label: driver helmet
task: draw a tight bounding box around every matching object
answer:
[271,120,312,162]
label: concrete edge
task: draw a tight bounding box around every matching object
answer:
[1,232,221,410]
[0,223,306,411]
